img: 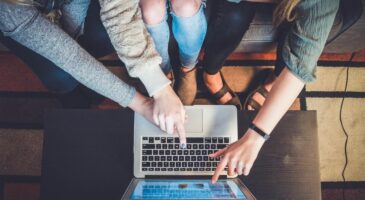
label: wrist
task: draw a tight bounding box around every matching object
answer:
[128,92,150,114]
[153,85,171,99]
[242,129,266,146]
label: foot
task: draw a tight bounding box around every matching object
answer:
[176,67,197,105]
[247,72,276,110]
[203,72,233,104]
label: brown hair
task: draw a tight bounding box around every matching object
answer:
[273,0,300,27]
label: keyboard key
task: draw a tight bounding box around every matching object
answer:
[142,156,147,161]
[194,162,199,167]
[188,162,193,167]
[155,168,160,171]
[206,168,211,171]
[143,144,155,149]
[212,137,217,143]
[161,137,166,143]
[211,144,217,149]
[224,137,229,143]
[187,137,204,143]
[179,156,184,161]
[167,137,174,143]
[190,150,195,155]
[158,162,163,167]
[168,168,173,171]
[193,144,198,149]
[149,137,154,143]
[174,144,180,149]
[196,150,201,155]
[155,137,160,140]
[208,150,213,154]
[204,156,208,161]
[191,157,196,161]
[161,156,166,161]
[142,168,147,171]
[148,156,153,161]
[174,168,179,171]
[207,162,211,167]
[148,168,154,171]
[153,150,158,155]
[178,150,182,155]
[187,144,192,149]
[176,162,181,167]
[170,162,175,167]
[159,150,164,155]
[199,168,204,171]
[156,144,162,149]
[169,144,174,149]
[197,156,202,161]
[155,156,160,161]
[187,168,192,171]
[162,144,167,149]
[181,168,186,171]
[167,157,172,161]
[152,162,156,167]
[205,144,210,149]
[200,162,206,167]
[142,137,148,141]
[202,150,207,155]
[166,150,170,155]
[185,156,190,161]
[182,162,187,167]
[164,162,169,167]
[199,144,204,149]
[174,137,180,143]
[218,137,224,143]
[142,162,150,167]
[161,168,167,171]
[193,168,198,171]
[172,150,176,155]
[173,156,178,161]
[184,150,189,155]
[205,137,211,143]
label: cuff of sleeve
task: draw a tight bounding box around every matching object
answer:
[138,66,171,97]
[118,86,137,107]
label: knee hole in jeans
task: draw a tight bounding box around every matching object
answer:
[171,0,201,17]
[140,0,167,25]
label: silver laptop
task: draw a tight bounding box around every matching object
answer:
[122,105,256,200]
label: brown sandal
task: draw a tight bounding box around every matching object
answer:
[210,71,243,110]
[244,69,274,110]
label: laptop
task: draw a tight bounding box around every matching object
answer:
[122,105,256,200]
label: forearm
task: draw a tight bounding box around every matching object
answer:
[0,4,136,107]
[252,67,304,134]
[98,0,170,96]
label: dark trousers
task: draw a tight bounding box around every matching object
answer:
[0,1,114,94]
[203,0,287,77]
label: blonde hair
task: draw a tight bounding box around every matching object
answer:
[2,0,37,5]
[273,0,300,27]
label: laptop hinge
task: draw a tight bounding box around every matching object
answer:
[145,175,228,179]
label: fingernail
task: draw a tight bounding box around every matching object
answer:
[180,143,187,149]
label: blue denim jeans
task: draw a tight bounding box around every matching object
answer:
[146,3,207,73]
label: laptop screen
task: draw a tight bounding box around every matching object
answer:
[130,179,246,199]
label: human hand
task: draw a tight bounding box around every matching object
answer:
[128,91,155,123]
[153,85,186,146]
[210,129,266,183]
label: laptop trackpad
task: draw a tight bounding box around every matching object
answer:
[185,109,203,133]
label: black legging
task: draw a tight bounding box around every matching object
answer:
[203,0,257,74]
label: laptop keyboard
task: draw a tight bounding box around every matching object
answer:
[141,137,229,172]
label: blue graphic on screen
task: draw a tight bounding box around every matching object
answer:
[131,180,246,199]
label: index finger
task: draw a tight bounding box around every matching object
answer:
[176,121,186,146]
[212,157,229,184]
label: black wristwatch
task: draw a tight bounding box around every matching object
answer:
[249,123,270,141]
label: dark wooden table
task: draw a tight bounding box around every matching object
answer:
[41,109,320,200]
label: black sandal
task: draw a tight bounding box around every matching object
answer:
[210,71,243,110]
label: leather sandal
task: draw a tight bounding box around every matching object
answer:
[210,71,243,110]
[244,69,274,110]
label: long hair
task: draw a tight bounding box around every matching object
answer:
[273,0,300,27]
[2,0,37,5]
